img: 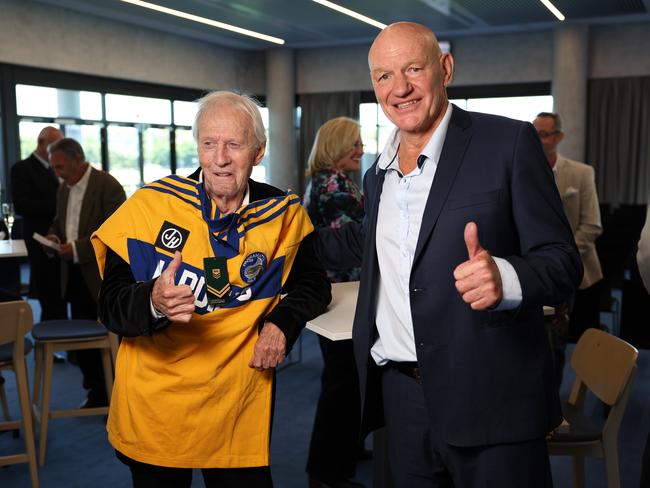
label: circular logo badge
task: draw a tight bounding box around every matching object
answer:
[161,228,183,249]
[240,252,267,284]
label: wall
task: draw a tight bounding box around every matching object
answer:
[296,22,650,94]
[0,0,263,93]
[590,21,650,79]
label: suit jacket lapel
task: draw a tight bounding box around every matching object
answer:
[413,107,472,266]
[78,167,96,237]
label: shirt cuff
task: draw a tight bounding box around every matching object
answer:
[150,296,166,319]
[71,241,79,264]
[493,257,522,310]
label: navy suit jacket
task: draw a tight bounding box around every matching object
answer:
[317,106,582,447]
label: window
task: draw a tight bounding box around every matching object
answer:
[13,84,272,195]
[359,94,552,172]
[359,103,395,175]
[450,95,553,122]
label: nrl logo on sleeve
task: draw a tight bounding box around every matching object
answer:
[154,221,190,253]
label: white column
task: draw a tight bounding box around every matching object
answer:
[552,24,589,162]
[265,49,297,192]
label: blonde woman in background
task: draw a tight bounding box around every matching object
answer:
[303,117,366,488]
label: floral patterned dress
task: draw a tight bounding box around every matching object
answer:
[303,167,364,282]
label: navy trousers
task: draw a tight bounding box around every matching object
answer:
[381,365,553,488]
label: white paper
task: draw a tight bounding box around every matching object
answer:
[33,232,61,251]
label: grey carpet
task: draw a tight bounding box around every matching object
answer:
[0,303,647,487]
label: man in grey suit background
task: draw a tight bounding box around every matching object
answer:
[45,138,126,407]
[533,112,604,383]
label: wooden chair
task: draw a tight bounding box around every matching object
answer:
[0,300,39,487]
[31,319,114,466]
[547,328,638,488]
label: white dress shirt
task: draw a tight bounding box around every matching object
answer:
[371,103,522,366]
[65,164,92,263]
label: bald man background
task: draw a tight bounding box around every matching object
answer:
[10,126,67,320]
[316,22,581,487]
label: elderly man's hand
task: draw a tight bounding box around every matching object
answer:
[151,251,195,323]
[453,222,503,310]
[249,322,286,371]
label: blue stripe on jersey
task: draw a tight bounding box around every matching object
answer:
[239,197,300,237]
[126,238,284,315]
[140,186,202,211]
[154,178,199,199]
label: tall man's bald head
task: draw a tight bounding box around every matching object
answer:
[36,126,64,160]
[368,22,453,141]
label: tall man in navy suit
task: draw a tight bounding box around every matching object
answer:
[316,23,582,487]
[11,126,67,320]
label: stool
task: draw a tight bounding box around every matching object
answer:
[31,319,114,466]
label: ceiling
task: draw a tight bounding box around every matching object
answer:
[35,0,650,49]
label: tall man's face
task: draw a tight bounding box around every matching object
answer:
[369,23,454,138]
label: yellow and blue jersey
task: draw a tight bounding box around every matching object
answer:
[91,174,313,468]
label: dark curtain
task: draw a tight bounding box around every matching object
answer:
[587,76,650,205]
[298,92,360,193]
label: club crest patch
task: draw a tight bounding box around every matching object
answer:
[240,252,267,284]
[154,221,190,253]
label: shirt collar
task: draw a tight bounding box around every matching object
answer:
[68,163,92,190]
[32,151,50,169]
[377,102,453,174]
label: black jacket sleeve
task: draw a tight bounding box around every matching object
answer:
[264,232,331,352]
[98,248,170,337]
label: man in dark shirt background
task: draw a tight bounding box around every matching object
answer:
[10,126,67,321]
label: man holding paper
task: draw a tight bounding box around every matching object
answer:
[46,137,125,408]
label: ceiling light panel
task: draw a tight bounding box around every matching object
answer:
[118,0,285,44]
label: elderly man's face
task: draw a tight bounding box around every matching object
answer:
[369,25,453,137]
[197,105,264,206]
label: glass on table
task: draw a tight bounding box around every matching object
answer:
[2,203,15,240]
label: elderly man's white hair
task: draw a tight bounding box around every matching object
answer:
[192,91,267,149]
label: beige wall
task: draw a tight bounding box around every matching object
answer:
[0,0,263,93]
[3,0,649,96]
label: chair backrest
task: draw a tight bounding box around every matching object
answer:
[0,300,33,358]
[570,328,638,406]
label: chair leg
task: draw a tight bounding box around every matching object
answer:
[15,356,40,488]
[603,441,621,488]
[100,347,113,402]
[0,378,11,420]
[38,343,54,467]
[571,455,585,488]
[32,343,43,408]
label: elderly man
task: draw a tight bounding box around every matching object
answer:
[92,91,330,487]
[10,126,67,320]
[47,138,126,407]
[316,22,581,488]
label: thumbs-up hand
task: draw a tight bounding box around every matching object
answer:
[453,222,503,310]
[151,251,195,323]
